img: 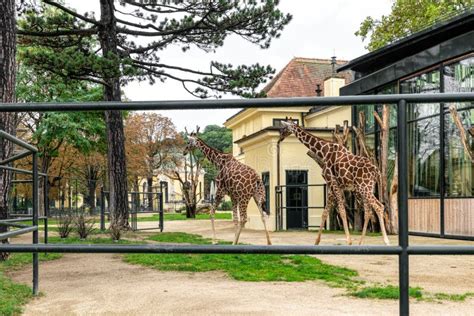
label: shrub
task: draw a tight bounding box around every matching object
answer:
[56,213,73,238]
[109,224,121,242]
[74,213,95,240]
[219,200,232,211]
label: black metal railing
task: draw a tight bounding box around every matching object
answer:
[1,93,474,316]
[99,189,163,232]
[275,184,326,231]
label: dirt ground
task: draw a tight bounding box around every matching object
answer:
[9,220,474,315]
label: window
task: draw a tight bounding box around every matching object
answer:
[408,116,440,197]
[444,56,474,197]
[273,118,298,127]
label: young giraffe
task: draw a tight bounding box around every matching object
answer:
[279,120,390,245]
[184,129,272,245]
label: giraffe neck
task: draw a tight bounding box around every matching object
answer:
[291,125,332,160]
[195,138,228,167]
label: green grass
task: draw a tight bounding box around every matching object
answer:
[0,273,32,316]
[47,236,141,245]
[351,285,423,299]
[22,212,231,227]
[137,212,232,222]
[350,285,474,302]
[0,252,63,315]
[124,232,359,286]
[433,292,474,302]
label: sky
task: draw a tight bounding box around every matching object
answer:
[67,0,393,132]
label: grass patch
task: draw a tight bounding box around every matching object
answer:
[137,212,232,222]
[47,236,141,245]
[351,285,423,299]
[433,292,474,302]
[124,232,359,286]
[0,273,32,316]
[0,252,62,315]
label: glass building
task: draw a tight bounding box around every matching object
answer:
[338,8,474,239]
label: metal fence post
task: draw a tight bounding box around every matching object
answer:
[32,153,39,296]
[100,187,105,231]
[159,192,164,232]
[397,99,409,316]
[43,176,48,245]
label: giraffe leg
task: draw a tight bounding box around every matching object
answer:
[330,184,352,245]
[371,197,391,245]
[233,202,248,245]
[210,189,225,245]
[315,192,334,245]
[359,205,371,245]
[257,205,272,245]
[254,196,272,245]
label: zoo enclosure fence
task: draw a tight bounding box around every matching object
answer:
[1,93,474,316]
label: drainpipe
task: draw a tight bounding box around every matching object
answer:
[276,138,282,230]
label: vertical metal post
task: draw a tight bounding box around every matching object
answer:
[43,176,48,245]
[100,187,105,231]
[397,99,409,316]
[32,153,39,296]
[159,192,164,232]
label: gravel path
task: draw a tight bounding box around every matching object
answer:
[8,220,474,315]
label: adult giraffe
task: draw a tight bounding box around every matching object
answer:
[279,120,390,245]
[184,128,272,245]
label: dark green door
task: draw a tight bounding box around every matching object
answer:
[286,170,308,229]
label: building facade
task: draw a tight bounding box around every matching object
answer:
[225,57,353,231]
[338,8,474,239]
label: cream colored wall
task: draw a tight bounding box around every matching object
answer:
[305,106,352,128]
[224,98,354,231]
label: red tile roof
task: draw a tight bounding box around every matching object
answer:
[263,57,353,97]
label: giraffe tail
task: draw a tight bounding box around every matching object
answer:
[256,179,270,215]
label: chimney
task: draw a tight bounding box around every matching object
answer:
[331,55,337,77]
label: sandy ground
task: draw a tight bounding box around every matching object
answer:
[8,220,474,315]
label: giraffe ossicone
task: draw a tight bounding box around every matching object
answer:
[279,120,390,246]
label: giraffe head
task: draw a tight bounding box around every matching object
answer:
[183,126,200,156]
[278,118,296,142]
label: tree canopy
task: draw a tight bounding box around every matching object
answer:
[18,0,292,98]
[356,0,474,51]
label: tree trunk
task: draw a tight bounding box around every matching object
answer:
[0,0,17,260]
[374,105,396,234]
[99,0,129,228]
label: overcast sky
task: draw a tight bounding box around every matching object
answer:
[68,0,392,131]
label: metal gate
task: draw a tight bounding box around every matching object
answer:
[100,190,163,232]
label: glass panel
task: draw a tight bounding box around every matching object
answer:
[444,56,474,111]
[355,104,376,133]
[408,117,440,197]
[444,56,474,93]
[444,108,474,197]
[401,69,441,120]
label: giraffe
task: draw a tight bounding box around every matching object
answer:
[279,120,390,245]
[184,128,272,245]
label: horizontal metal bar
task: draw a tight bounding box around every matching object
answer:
[12,180,34,183]
[0,222,30,228]
[408,246,474,255]
[0,226,38,240]
[0,244,403,255]
[0,130,37,152]
[0,150,32,165]
[0,165,47,176]
[0,216,47,223]
[0,93,473,112]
